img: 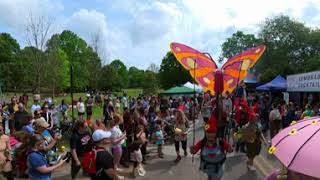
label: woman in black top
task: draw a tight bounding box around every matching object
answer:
[41,104,53,130]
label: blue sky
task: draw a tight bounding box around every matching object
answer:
[0,0,320,69]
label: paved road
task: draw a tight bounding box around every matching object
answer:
[36,118,281,180]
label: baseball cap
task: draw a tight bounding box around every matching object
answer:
[33,117,49,128]
[92,129,112,142]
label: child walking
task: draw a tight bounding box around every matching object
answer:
[155,124,164,158]
[130,125,147,178]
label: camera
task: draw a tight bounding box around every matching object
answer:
[62,152,71,163]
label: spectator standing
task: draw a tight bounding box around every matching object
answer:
[110,115,126,171]
[122,93,128,112]
[14,103,28,131]
[77,97,85,120]
[269,104,282,139]
[70,120,92,180]
[0,124,13,180]
[31,95,41,117]
[86,97,94,122]
[27,134,65,180]
[41,105,53,130]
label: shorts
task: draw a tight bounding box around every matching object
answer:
[112,146,122,154]
[78,112,85,116]
[86,111,93,116]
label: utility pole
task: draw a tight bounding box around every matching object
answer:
[70,65,75,122]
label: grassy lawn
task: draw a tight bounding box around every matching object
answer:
[2,88,142,120]
[2,89,142,150]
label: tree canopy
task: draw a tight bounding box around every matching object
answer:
[220,15,320,83]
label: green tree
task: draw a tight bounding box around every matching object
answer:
[219,31,262,62]
[99,65,119,91]
[45,34,70,95]
[159,51,192,89]
[109,59,129,89]
[0,33,20,90]
[128,66,145,88]
[51,30,102,90]
[258,15,312,81]
[142,70,159,95]
[18,47,44,91]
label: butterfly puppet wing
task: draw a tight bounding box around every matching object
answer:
[170,42,218,95]
[221,45,266,94]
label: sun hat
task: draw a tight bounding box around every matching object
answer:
[92,129,112,142]
[33,117,49,128]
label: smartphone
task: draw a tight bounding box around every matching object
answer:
[62,152,71,163]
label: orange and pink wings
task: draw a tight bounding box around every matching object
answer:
[222,45,266,94]
[170,42,218,94]
[170,42,266,95]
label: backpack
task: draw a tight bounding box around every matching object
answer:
[81,147,104,174]
[199,139,226,174]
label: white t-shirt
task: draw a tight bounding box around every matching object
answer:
[122,97,128,108]
[77,102,85,113]
[31,104,41,114]
[269,109,281,121]
[111,125,124,147]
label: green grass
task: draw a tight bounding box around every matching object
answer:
[115,88,143,97]
[2,89,142,120]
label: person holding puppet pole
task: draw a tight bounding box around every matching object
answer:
[190,116,233,180]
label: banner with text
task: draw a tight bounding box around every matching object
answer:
[287,71,320,92]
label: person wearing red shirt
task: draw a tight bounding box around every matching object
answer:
[190,116,232,180]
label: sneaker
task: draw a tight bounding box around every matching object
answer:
[116,168,124,172]
[138,167,146,176]
[159,154,164,158]
[174,155,182,163]
[247,165,256,171]
[184,151,188,157]
[117,175,125,180]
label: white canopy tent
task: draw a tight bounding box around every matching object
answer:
[183,82,203,92]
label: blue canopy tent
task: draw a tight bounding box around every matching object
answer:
[256,75,287,92]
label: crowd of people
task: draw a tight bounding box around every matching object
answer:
[0,86,318,180]
[0,92,200,180]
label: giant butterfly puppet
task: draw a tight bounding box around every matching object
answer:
[169,42,266,95]
[170,42,266,148]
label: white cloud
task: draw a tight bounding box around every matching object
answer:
[0,0,63,29]
[130,1,182,44]
[1,0,320,69]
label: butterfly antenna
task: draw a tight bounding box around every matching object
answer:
[202,52,215,63]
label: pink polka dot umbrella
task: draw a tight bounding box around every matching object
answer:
[269,117,320,178]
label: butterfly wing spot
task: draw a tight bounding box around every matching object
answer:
[187,57,197,68]
[203,77,210,84]
[175,47,181,52]
[255,48,260,53]
[227,79,233,85]
[241,59,251,70]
